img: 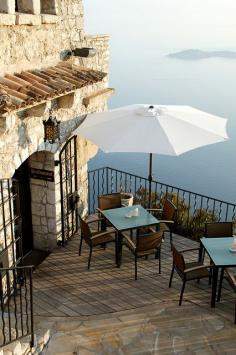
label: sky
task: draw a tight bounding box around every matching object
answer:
[83,0,236,203]
[84,0,236,50]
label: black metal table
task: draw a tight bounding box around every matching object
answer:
[200,237,236,307]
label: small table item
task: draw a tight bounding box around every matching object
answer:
[101,205,159,266]
[200,237,236,307]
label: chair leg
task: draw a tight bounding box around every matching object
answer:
[202,249,206,263]
[169,265,174,288]
[217,267,224,302]
[79,236,83,256]
[88,246,93,270]
[145,255,148,260]
[158,248,161,274]
[209,260,212,285]
[135,255,138,280]
[179,280,186,306]
[101,242,106,250]
[235,300,236,324]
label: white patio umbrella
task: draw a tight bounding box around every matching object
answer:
[74,105,228,207]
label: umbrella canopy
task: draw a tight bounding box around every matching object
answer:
[74,104,228,207]
[75,105,228,155]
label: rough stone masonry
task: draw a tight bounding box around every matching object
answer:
[0,0,114,262]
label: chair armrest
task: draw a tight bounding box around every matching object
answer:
[184,264,212,273]
[148,227,156,233]
[122,233,136,250]
[146,208,163,212]
[179,247,200,253]
[86,217,104,224]
[159,219,174,224]
[90,230,116,240]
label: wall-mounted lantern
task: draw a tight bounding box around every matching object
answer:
[43,110,60,143]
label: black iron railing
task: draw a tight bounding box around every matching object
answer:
[88,167,236,240]
[0,266,34,348]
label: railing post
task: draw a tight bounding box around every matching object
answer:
[29,267,34,348]
[87,171,90,215]
[106,167,109,194]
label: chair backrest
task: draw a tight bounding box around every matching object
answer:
[205,222,233,238]
[78,215,92,244]
[172,245,186,276]
[98,193,121,211]
[162,199,177,221]
[136,230,162,253]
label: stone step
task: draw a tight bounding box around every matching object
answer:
[1,328,50,355]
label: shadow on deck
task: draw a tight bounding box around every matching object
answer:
[23,230,236,353]
[33,231,235,322]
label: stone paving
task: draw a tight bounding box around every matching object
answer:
[41,302,236,354]
[28,228,236,353]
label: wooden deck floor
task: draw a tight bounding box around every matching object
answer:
[24,228,236,353]
[32,230,235,323]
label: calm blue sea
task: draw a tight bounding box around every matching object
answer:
[89,48,236,204]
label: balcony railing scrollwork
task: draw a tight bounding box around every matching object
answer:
[88,167,236,240]
[0,266,34,348]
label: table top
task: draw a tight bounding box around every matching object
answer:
[101,205,159,232]
[201,237,236,267]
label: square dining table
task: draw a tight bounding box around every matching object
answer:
[100,204,160,267]
[200,237,236,307]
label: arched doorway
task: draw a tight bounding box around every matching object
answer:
[13,159,33,259]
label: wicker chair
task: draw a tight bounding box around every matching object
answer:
[96,193,122,229]
[202,221,233,259]
[98,193,122,211]
[202,222,233,284]
[217,268,236,324]
[78,215,116,269]
[205,222,233,238]
[148,199,177,245]
[169,244,211,305]
[122,228,163,280]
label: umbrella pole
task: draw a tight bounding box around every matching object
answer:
[148,153,153,208]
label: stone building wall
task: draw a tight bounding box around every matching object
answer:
[0,0,113,257]
[0,0,110,180]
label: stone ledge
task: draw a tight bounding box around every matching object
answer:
[41,14,60,24]
[0,13,60,26]
[0,13,15,26]
[16,13,41,25]
[85,34,110,40]
[83,88,115,108]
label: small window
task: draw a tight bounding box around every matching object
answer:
[41,0,57,15]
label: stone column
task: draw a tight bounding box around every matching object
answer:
[29,151,58,252]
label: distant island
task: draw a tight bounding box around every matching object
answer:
[168,49,236,60]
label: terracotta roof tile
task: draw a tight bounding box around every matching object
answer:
[0,62,107,115]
